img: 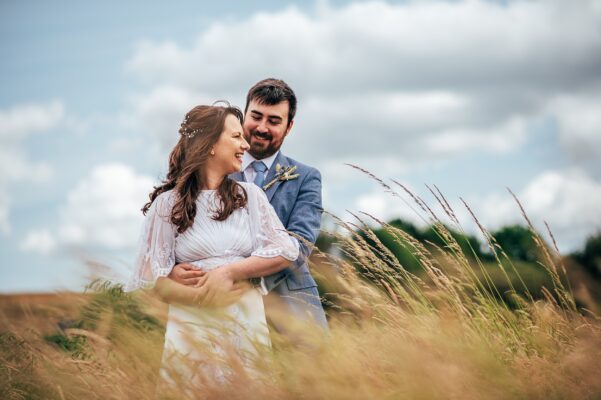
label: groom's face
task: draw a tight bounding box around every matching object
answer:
[243,100,293,160]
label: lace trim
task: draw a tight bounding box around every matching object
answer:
[125,191,177,291]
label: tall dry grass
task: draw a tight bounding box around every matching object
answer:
[2,170,600,399]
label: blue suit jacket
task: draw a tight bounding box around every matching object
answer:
[230,152,322,292]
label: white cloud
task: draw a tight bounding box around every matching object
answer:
[20,229,57,255]
[123,0,601,168]
[59,163,154,249]
[0,149,54,183]
[422,116,527,157]
[115,0,601,253]
[466,169,601,252]
[0,192,10,235]
[341,168,601,252]
[126,1,601,93]
[0,101,62,184]
[21,163,154,254]
[0,101,63,234]
[126,41,186,84]
[124,85,208,151]
[0,100,64,140]
[289,91,479,163]
[548,93,601,169]
[354,188,426,228]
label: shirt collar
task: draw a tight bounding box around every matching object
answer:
[242,150,280,172]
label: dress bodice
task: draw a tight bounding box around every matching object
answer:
[175,191,253,271]
[126,182,299,291]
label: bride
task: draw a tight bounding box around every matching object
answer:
[125,103,299,386]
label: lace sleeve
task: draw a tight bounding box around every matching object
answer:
[246,183,299,261]
[125,191,177,291]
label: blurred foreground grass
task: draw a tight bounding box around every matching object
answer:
[2,175,601,399]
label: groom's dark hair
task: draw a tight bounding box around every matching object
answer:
[245,78,297,127]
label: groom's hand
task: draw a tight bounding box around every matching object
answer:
[196,267,234,300]
[193,281,249,308]
[194,267,249,307]
[168,263,206,286]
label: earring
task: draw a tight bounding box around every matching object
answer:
[210,149,215,156]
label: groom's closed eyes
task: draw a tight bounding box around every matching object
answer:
[250,110,283,126]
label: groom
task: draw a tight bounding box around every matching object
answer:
[169,78,328,332]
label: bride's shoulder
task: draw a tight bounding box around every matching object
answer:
[236,182,268,209]
[152,189,177,213]
[236,181,254,193]
[236,181,264,199]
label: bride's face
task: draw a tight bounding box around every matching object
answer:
[210,114,250,175]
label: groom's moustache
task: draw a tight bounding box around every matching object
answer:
[251,130,272,140]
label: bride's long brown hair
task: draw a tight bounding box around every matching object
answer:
[142,104,248,234]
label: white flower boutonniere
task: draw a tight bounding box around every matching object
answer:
[262,163,300,190]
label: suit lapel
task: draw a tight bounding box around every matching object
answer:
[264,152,289,202]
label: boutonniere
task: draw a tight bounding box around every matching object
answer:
[263,164,300,190]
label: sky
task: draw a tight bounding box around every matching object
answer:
[1,0,600,293]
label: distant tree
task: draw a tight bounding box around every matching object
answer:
[315,232,337,253]
[356,219,422,273]
[491,225,540,262]
[348,219,565,307]
[387,219,420,239]
[421,224,492,261]
[573,232,601,279]
[355,218,491,273]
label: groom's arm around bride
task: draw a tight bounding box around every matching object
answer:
[169,78,328,333]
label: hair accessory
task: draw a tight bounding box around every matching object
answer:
[180,115,203,138]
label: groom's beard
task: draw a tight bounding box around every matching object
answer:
[246,130,283,159]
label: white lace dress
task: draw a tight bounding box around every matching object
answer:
[125,182,298,384]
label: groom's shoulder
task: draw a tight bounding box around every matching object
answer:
[282,154,321,179]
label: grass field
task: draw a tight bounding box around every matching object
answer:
[2,271,600,399]
[2,180,601,399]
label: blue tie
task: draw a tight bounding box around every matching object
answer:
[252,160,268,189]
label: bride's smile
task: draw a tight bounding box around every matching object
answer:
[208,113,250,176]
